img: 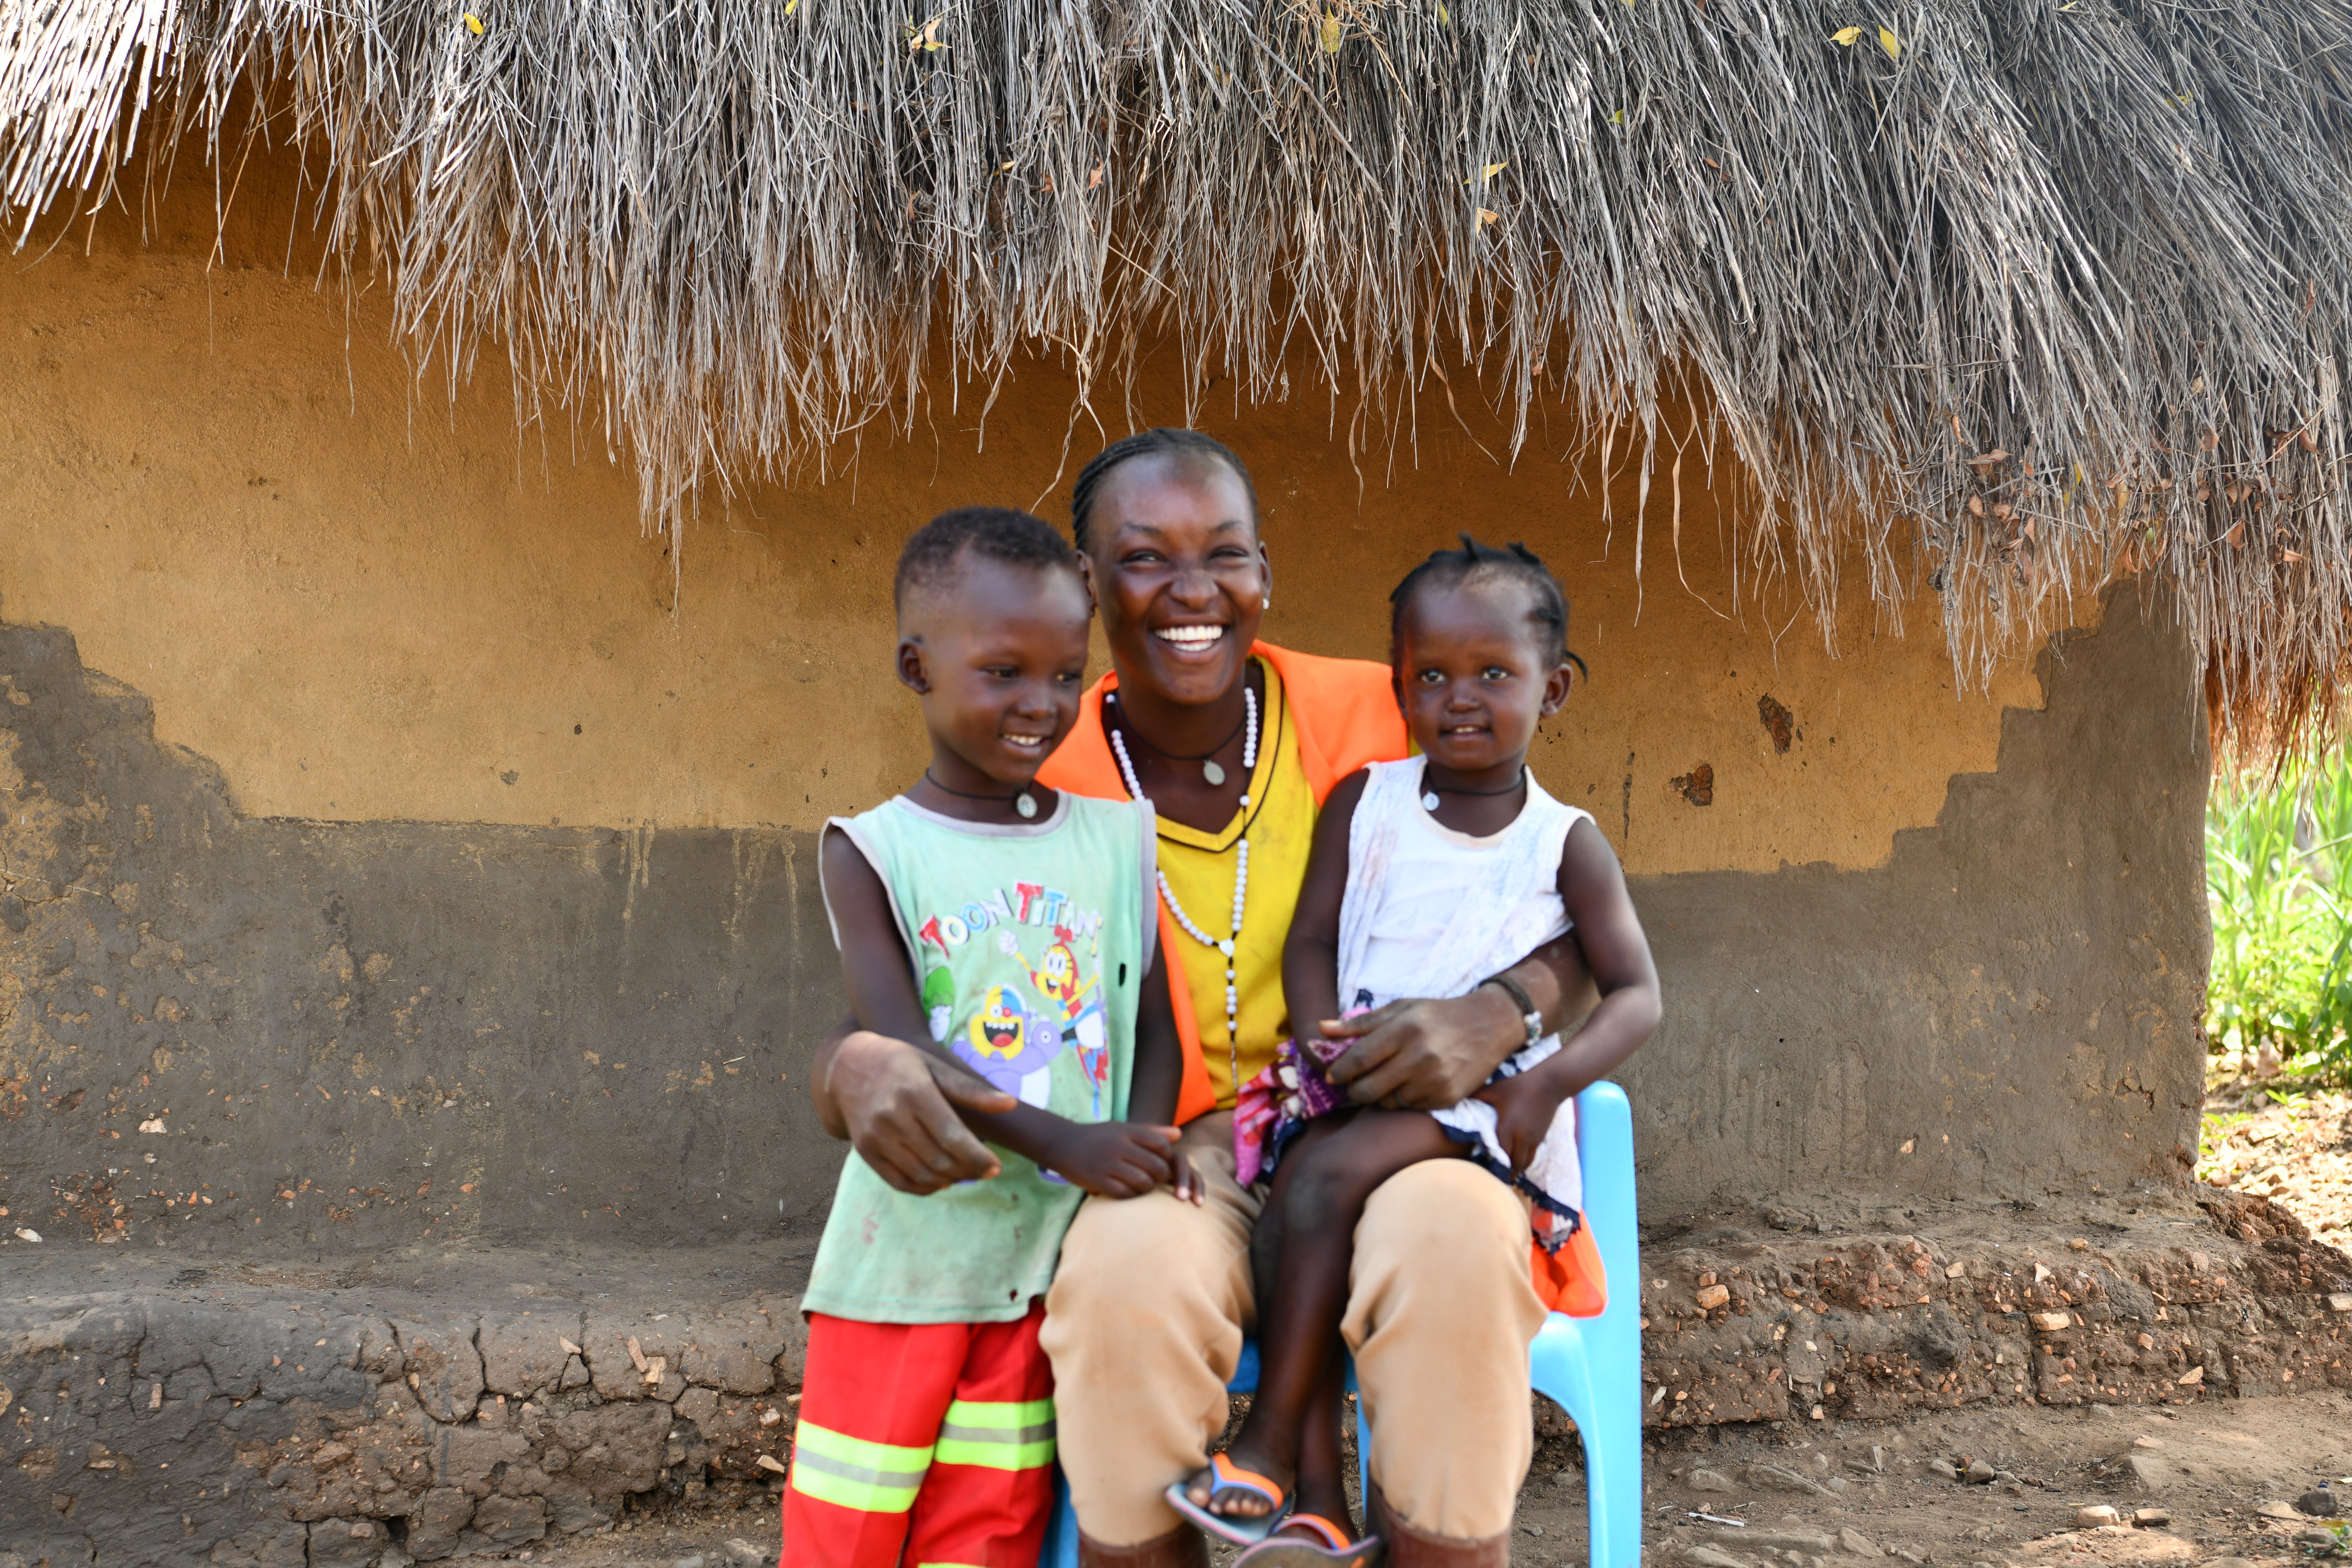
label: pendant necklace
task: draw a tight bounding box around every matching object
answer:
[922,770,1040,819]
[1109,687,1260,1084]
[1421,764,1527,813]
[1109,697,1252,787]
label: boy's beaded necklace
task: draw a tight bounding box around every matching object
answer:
[1107,685,1259,1083]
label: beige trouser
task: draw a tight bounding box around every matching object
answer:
[1040,1122,1546,1544]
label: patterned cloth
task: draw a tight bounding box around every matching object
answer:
[1233,1028,1353,1187]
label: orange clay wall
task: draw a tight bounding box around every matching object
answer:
[0,155,2049,873]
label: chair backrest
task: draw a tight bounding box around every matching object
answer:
[1574,1080,1641,1327]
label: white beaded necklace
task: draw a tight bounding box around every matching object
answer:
[1108,686,1260,1075]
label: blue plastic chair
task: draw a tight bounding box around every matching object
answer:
[1529,1080,1643,1567]
[1043,1081,1641,1567]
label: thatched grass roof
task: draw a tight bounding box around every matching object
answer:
[6,2,2351,746]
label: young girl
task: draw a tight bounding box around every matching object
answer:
[1169,535,1662,1565]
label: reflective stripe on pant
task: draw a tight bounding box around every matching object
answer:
[781,1302,1055,1568]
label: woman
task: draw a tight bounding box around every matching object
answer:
[814,430,1624,1568]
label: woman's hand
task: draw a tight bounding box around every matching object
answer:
[1318,929,1598,1110]
[1316,985,1530,1109]
[825,1030,1016,1195]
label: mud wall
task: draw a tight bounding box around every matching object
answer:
[1623,575,2211,1215]
[0,150,2209,1251]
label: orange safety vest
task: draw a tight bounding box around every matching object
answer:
[1035,642,1407,1125]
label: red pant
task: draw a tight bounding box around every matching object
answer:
[781,1303,1056,1568]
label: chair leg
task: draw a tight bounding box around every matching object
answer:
[1040,1469,1080,1568]
[1577,1424,1615,1568]
[1354,1390,1372,1514]
[1599,1410,1637,1568]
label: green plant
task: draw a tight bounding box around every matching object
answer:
[2192,1110,2252,1184]
[2205,748,2352,1084]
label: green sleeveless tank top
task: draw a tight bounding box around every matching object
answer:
[805,791,1155,1323]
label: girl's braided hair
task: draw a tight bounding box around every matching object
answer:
[1389,533,1587,678]
[1069,428,1260,552]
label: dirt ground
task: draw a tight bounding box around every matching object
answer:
[463,1381,2352,1568]
[481,1083,2352,1568]
[2197,1081,2352,1246]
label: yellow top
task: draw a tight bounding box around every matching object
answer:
[1152,659,1318,1109]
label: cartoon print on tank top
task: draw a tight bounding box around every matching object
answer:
[915,882,1108,1111]
[1026,930,1109,1118]
[920,966,958,1044]
[960,982,1063,1104]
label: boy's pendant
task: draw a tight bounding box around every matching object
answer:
[1016,791,1038,819]
[1422,790,1442,811]
[1201,760,1226,786]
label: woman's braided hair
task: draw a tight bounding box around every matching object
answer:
[1389,533,1586,678]
[1069,428,1259,552]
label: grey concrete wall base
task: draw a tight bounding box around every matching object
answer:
[0,1255,808,1566]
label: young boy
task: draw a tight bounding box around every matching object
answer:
[787,507,1197,1568]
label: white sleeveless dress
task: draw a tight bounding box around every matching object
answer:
[1335,757,1589,1232]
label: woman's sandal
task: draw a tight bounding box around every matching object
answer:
[1163,1454,1290,1545]
[1233,1513,1384,1568]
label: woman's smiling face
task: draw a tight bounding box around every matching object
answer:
[1082,452,1268,708]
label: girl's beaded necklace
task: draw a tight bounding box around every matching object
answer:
[1108,685,1259,1084]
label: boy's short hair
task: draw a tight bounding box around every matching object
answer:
[895,507,1083,616]
[1388,532,1586,677]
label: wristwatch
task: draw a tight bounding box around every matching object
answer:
[1479,973,1545,1048]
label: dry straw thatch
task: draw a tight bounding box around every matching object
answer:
[5,1,2352,746]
